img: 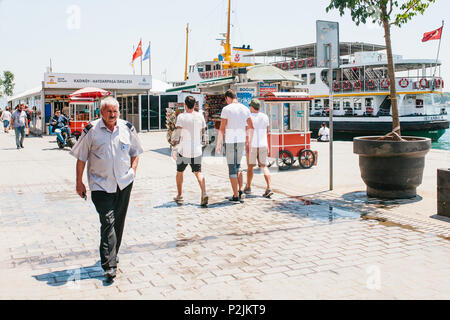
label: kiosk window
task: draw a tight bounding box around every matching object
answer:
[314,99,322,110]
[365,98,373,108]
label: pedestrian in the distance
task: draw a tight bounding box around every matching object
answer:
[318,122,330,142]
[172,96,208,207]
[70,96,143,281]
[244,98,273,198]
[1,107,12,133]
[11,104,28,149]
[216,89,254,203]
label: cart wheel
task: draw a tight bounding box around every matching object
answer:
[277,150,294,170]
[299,149,316,169]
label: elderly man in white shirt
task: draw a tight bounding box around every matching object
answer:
[70,96,143,281]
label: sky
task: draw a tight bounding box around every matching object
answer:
[0,0,449,97]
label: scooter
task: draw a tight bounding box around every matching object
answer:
[55,125,76,149]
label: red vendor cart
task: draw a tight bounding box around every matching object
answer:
[259,92,316,170]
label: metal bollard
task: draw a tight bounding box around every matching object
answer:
[437,168,450,218]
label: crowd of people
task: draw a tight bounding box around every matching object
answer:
[1,103,33,148]
[68,90,274,280]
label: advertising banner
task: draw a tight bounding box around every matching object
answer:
[44,73,152,90]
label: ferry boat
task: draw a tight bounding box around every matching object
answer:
[167,0,255,94]
[249,42,449,141]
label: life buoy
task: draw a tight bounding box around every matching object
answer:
[290,61,296,69]
[399,78,409,88]
[353,81,362,90]
[307,58,314,68]
[228,69,232,76]
[281,62,288,70]
[297,60,305,68]
[201,72,205,78]
[380,79,390,89]
[366,80,376,90]
[419,78,429,88]
[333,82,341,91]
[435,78,442,88]
[343,81,352,90]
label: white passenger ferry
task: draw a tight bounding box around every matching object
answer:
[249,42,449,141]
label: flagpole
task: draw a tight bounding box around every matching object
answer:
[140,38,143,76]
[149,41,151,75]
[132,45,135,75]
[432,20,444,89]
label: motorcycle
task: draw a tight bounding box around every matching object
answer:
[54,125,76,149]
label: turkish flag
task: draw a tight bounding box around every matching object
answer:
[422,26,443,42]
[132,40,143,61]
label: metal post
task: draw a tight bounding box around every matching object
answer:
[327,43,334,191]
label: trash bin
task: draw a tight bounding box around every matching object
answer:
[437,168,450,218]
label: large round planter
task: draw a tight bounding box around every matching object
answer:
[353,136,431,199]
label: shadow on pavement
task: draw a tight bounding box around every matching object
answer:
[33,261,114,287]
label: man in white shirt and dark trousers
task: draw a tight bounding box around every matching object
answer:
[70,97,143,281]
[318,122,330,142]
[172,96,208,207]
[244,98,273,198]
[216,89,254,203]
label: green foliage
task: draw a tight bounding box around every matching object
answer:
[326,0,436,27]
[0,71,15,97]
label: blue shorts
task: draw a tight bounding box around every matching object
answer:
[225,142,245,178]
[3,120,9,128]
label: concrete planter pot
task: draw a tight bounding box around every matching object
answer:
[353,136,431,199]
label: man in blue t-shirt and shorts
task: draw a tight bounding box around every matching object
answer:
[216,89,254,203]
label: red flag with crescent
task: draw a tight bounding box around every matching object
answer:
[422,26,443,42]
[132,40,143,61]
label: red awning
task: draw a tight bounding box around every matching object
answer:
[69,87,111,99]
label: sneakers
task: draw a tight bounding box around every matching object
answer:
[228,196,240,203]
[238,190,246,200]
[104,268,117,281]
[201,194,208,207]
[243,187,252,195]
[173,195,184,205]
[262,189,274,198]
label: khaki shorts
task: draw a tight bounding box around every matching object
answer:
[247,146,268,167]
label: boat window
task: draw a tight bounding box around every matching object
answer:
[343,99,351,109]
[324,99,330,109]
[321,70,328,83]
[333,100,341,110]
[205,65,211,71]
[197,65,204,72]
[354,98,362,110]
[301,74,307,84]
[365,98,373,108]
[314,99,322,110]
[310,73,316,85]
[309,101,312,111]
[416,99,424,108]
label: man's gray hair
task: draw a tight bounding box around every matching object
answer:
[100,96,119,110]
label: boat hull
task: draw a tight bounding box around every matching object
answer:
[310,117,449,142]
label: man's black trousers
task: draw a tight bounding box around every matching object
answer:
[91,183,133,271]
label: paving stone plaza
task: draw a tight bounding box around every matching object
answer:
[0,131,449,299]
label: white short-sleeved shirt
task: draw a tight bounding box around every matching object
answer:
[1,110,11,122]
[11,110,27,127]
[220,102,251,144]
[175,111,206,158]
[69,118,144,193]
[319,127,330,141]
[250,112,269,148]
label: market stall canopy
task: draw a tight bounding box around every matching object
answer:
[69,87,111,99]
[246,64,304,83]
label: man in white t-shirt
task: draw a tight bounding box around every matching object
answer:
[1,107,12,133]
[11,104,28,149]
[172,96,208,207]
[216,89,254,203]
[244,99,273,198]
[318,122,330,142]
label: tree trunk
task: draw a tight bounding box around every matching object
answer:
[381,5,401,138]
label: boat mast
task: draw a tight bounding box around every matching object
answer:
[184,23,189,81]
[222,0,232,68]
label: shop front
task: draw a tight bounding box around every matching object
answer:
[8,72,152,135]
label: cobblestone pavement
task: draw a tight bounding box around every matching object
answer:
[0,132,449,299]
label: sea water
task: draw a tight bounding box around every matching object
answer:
[432,108,450,151]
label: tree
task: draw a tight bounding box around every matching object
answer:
[326,0,436,139]
[0,71,15,97]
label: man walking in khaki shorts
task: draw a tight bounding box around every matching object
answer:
[244,98,273,198]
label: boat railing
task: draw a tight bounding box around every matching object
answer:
[331,76,444,94]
